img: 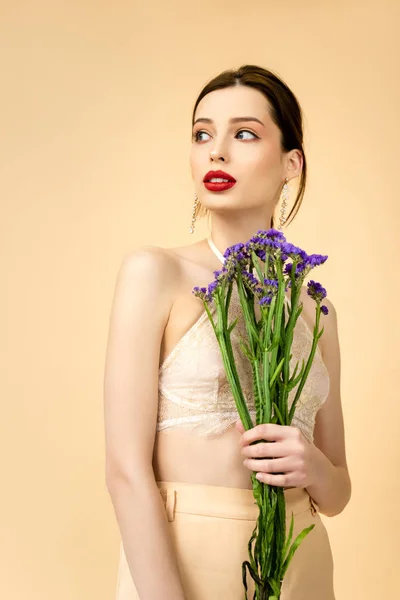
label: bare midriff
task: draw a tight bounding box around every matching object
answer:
[152,427,295,490]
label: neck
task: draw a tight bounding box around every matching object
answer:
[208,210,275,256]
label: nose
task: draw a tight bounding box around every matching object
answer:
[210,151,226,162]
[210,141,228,162]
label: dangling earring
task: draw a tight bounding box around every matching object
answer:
[278,177,289,231]
[189,193,199,234]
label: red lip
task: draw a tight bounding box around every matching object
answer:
[203,170,236,182]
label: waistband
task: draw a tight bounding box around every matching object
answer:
[156,480,319,523]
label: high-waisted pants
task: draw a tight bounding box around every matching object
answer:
[115,480,336,600]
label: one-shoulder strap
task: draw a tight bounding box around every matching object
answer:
[207,236,225,264]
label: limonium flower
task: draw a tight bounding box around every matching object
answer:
[193,228,329,599]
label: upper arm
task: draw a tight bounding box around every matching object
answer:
[313,297,350,473]
[103,246,177,488]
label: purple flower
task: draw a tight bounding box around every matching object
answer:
[307,280,329,315]
[307,254,328,267]
[259,295,272,306]
[263,278,278,289]
[241,271,263,298]
[284,263,293,275]
[246,237,282,263]
[208,280,219,295]
[243,271,259,287]
[223,242,248,260]
[256,228,286,242]
[295,262,308,275]
[281,242,303,257]
[283,262,303,279]
[192,286,212,303]
[193,286,207,295]
[193,231,329,318]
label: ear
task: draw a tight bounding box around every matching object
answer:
[286,148,303,179]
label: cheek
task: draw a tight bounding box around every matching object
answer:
[246,157,281,191]
[189,148,202,177]
[239,141,280,174]
[258,143,281,169]
[258,148,284,188]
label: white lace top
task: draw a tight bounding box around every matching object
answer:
[156,282,330,443]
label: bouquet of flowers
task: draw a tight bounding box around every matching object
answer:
[192,228,329,600]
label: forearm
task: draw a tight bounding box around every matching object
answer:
[107,476,186,600]
[306,447,352,517]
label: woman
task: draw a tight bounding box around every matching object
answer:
[104,64,351,600]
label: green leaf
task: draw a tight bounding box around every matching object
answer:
[227,316,239,334]
[282,512,294,563]
[270,357,285,388]
[281,524,315,579]
[272,402,285,426]
[242,559,264,586]
[239,340,255,361]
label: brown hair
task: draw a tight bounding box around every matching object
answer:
[191,64,307,229]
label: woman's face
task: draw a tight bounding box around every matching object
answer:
[190,85,294,217]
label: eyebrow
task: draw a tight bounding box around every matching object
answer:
[193,116,265,127]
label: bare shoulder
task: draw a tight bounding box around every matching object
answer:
[116,241,208,321]
[120,244,180,281]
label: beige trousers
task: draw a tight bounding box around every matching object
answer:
[115,480,335,600]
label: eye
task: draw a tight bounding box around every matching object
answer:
[192,130,210,142]
[236,129,258,140]
[192,129,259,142]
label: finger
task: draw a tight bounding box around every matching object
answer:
[241,441,286,459]
[235,419,245,433]
[255,471,294,487]
[243,456,292,474]
[239,423,290,448]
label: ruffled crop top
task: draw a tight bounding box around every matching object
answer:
[156,237,330,443]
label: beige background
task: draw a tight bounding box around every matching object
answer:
[1,1,399,598]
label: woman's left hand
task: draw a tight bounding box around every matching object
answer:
[235,419,320,488]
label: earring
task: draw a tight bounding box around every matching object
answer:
[189,193,199,234]
[278,177,289,231]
